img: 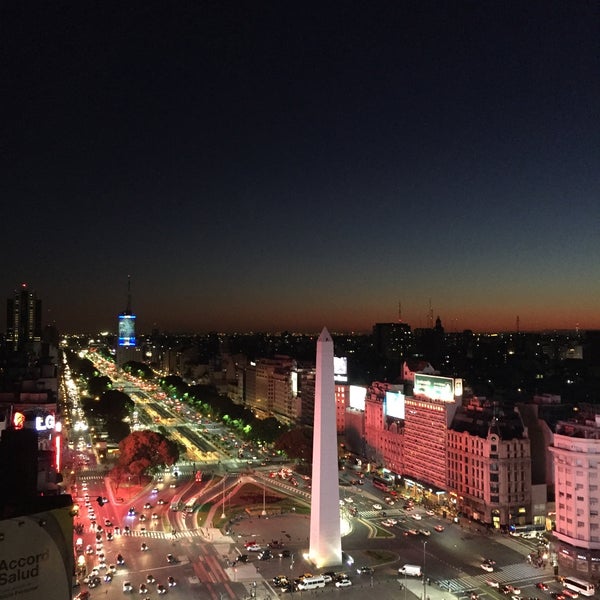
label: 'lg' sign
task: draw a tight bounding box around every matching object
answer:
[35,414,56,431]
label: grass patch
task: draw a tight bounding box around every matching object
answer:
[365,549,396,561]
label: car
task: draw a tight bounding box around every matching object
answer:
[481,563,494,572]
[279,550,291,558]
[87,576,101,589]
[412,513,422,520]
[434,525,445,532]
[336,579,352,588]
[146,574,155,584]
[152,513,159,520]
[117,554,125,565]
[85,545,94,555]
[143,503,152,509]
[104,519,113,527]
[486,581,500,588]
[157,584,167,594]
[140,543,149,551]
[372,504,382,510]
[166,553,177,564]
[357,566,374,575]
[157,498,166,505]
[419,529,431,536]
[103,573,112,582]
[562,591,578,599]
[139,583,148,594]
[106,532,113,541]
[128,507,136,516]
[75,593,90,600]
[511,596,521,600]
[139,514,147,522]
[426,510,435,516]
[247,544,262,552]
[536,583,549,591]
[167,576,176,587]
[406,528,418,535]
[123,526,131,535]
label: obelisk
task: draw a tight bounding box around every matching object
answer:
[308,327,342,567]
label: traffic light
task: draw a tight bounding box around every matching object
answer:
[97,496,104,506]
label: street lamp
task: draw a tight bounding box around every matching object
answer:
[423,540,428,600]
[221,476,226,519]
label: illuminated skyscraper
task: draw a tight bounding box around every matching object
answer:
[6,283,42,351]
[118,276,136,348]
[116,277,139,366]
[309,327,342,567]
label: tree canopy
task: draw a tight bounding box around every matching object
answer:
[112,429,179,484]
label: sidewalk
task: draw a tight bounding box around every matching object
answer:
[402,576,460,600]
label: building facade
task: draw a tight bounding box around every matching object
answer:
[549,416,600,575]
[448,398,532,528]
[6,284,42,351]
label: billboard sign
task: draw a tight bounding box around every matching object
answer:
[0,504,74,600]
[334,356,348,382]
[118,314,136,347]
[384,390,405,419]
[413,374,455,402]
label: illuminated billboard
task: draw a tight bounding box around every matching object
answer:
[334,356,348,382]
[118,314,136,347]
[349,385,366,411]
[413,374,455,402]
[0,503,74,600]
[384,390,405,419]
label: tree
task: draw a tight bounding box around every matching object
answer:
[273,427,313,462]
[123,361,154,380]
[112,430,179,483]
[88,375,112,398]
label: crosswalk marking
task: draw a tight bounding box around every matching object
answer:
[120,528,205,540]
[436,562,553,594]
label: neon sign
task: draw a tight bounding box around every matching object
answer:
[35,414,56,431]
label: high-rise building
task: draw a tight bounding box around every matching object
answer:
[402,373,460,494]
[6,283,42,351]
[116,277,140,366]
[309,328,342,567]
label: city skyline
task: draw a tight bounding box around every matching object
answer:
[4,2,599,335]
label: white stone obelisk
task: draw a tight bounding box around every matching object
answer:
[308,327,342,567]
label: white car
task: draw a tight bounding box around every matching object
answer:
[247,544,262,552]
[336,579,352,588]
[121,580,133,592]
[480,563,494,572]
[372,504,382,510]
[412,513,422,520]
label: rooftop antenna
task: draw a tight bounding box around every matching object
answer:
[428,299,434,328]
[126,275,132,315]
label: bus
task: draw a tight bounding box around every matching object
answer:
[373,476,391,492]
[509,524,545,537]
[563,576,595,597]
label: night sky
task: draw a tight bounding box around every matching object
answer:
[3,1,599,334]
